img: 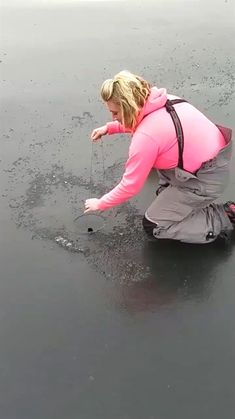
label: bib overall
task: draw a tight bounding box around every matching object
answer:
[143,99,233,244]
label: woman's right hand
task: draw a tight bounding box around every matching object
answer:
[90,125,108,141]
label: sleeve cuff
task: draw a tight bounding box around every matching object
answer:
[106,121,120,135]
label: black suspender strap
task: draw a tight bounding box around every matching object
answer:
[170,99,187,105]
[165,99,187,170]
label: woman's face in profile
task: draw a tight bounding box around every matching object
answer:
[107,100,122,124]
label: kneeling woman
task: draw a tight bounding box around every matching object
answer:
[84,70,234,244]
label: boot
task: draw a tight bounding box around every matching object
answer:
[224,201,235,224]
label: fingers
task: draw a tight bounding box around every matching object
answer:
[84,199,92,213]
[84,204,95,214]
[84,198,99,213]
[90,130,96,140]
[90,126,107,141]
[91,130,101,141]
[84,202,91,213]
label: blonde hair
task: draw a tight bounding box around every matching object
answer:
[100,70,151,130]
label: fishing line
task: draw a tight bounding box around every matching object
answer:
[73,138,106,233]
[88,139,94,198]
[100,138,106,186]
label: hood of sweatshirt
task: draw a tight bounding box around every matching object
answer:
[136,86,167,127]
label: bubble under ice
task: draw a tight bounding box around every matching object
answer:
[55,236,85,253]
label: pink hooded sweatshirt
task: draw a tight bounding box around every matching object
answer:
[97,87,225,211]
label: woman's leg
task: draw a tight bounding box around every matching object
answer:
[143,185,233,243]
[143,141,233,244]
[156,170,169,196]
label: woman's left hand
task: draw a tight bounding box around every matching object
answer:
[84,198,100,213]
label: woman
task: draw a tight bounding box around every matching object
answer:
[84,70,234,244]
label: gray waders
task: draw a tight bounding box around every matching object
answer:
[143,99,233,244]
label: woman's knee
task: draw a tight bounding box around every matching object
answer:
[142,214,158,237]
[155,183,169,196]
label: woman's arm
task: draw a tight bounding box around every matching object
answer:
[106,121,132,135]
[90,121,131,141]
[97,131,158,210]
